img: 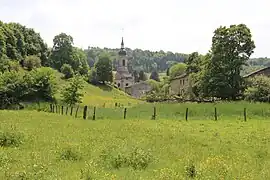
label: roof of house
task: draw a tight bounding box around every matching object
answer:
[170,73,188,80]
[126,81,150,88]
[242,66,270,78]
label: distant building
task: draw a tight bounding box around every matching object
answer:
[125,81,152,99]
[114,37,152,98]
[114,37,134,90]
[243,66,270,78]
[169,73,191,96]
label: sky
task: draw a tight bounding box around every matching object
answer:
[1,0,269,57]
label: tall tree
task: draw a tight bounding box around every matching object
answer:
[50,33,74,70]
[185,52,202,74]
[94,53,113,83]
[169,63,187,78]
[201,24,255,100]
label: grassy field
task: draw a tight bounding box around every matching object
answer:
[1,104,270,179]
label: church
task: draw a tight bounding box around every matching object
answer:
[114,37,152,98]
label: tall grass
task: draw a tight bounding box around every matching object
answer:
[0,110,270,179]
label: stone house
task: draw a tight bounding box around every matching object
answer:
[125,81,152,99]
[169,73,191,96]
[243,66,270,78]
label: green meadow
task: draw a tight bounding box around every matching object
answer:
[1,101,270,179]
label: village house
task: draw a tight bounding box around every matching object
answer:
[169,73,191,96]
[243,66,270,78]
[125,81,152,99]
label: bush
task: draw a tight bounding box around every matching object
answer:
[0,57,20,73]
[23,55,41,71]
[61,75,84,105]
[100,147,152,170]
[0,67,57,109]
[60,64,74,79]
[244,76,270,102]
[0,131,23,147]
[59,148,82,161]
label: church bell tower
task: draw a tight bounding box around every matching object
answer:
[114,37,134,90]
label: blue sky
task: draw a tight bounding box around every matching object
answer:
[1,0,269,57]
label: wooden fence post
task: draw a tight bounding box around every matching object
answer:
[244,108,247,122]
[93,107,96,120]
[70,106,73,116]
[50,104,53,112]
[185,108,188,121]
[152,107,156,120]
[61,106,64,115]
[124,108,127,119]
[75,106,79,118]
[65,106,69,115]
[214,107,217,121]
[83,106,88,120]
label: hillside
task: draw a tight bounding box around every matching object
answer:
[1,110,270,179]
[53,70,141,107]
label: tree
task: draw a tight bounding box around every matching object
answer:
[49,33,74,70]
[201,24,255,100]
[185,52,201,74]
[61,76,84,106]
[23,55,41,71]
[244,76,270,102]
[169,63,187,78]
[94,53,113,83]
[150,71,160,82]
[60,64,74,79]
[138,70,147,81]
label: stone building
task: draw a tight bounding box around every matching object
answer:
[125,81,152,99]
[169,73,191,96]
[243,66,270,78]
[114,37,134,90]
[114,37,152,98]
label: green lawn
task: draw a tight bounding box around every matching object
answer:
[1,108,270,179]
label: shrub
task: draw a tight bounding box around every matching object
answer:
[0,57,20,73]
[27,67,57,101]
[23,55,41,71]
[100,147,152,170]
[0,70,28,109]
[244,76,270,102]
[59,148,82,161]
[60,64,74,79]
[61,75,84,105]
[0,131,23,147]
[185,164,197,178]
[0,67,57,109]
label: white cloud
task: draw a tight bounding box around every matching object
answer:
[0,0,269,57]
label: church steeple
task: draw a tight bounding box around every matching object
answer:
[121,37,124,49]
[118,36,126,56]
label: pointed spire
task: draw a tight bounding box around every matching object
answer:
[121,37,124,49]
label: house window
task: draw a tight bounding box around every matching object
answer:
[122,59,125,66]
[118,83,120,87]
[126,83,129,86]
